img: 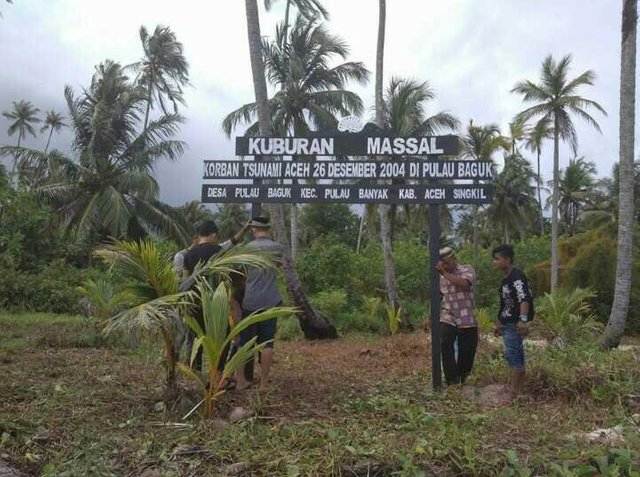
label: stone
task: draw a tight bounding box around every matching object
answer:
[223,462,251,476]
[229,407,254,423]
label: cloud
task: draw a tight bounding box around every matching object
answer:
[0,0,631,206]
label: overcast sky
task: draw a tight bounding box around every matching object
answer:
[0,0,631,205]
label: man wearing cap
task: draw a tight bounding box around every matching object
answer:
[436,247,478,385]
[236,216,284,391]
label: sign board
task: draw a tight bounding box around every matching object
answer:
[202,130,496,391]
[201,184,493,205]
[203,160,494,181]
[235,135,459,156]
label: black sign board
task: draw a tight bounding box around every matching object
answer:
[235,134,459,156]
[203,160,494,181]
[201,184,493,205]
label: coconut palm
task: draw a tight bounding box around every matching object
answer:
[2,100,40,176]
[487,155,538,243]
[380,77,459,237]
[508,116,529,156]
[604,0,637,348]
[461,121,509,251]
[223,16,368,137]
[128,25,189,131]
[0,61,189,244]
[525,117,554,234]
[40,110,67,153]
[179,282,295,418]
[96,239,280,397]
[242,0,336,340]
[224,15,369,259]
[555,157,596,236]
[264,0,328,47]
[512,55,607,292]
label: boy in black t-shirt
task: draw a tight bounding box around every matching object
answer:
[492,244,534,403]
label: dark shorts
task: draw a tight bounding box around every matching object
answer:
[502,322,525,370]
[239,304,281,349]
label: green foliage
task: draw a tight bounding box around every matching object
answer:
[299,204,359,248]
[77,277,131,323]
[393,239,430,301]
[310,289,348,319]
[179,282,296,419]
[475,307,494,333]
[537,288,603,345]
[386,302,402,335]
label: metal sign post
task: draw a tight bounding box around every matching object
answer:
[203,126,493,391]
[429,204,442,390]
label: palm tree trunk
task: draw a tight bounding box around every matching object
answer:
[11,132,22,179]
[282,0,292,47]
[356,209,366,253]
[245,0,335,340]
[376,0,400,312]
[537,149,545,235]
[144,78,153,132]
[551,115,560,292]
[602,0,637,349]
[45,126,54,153]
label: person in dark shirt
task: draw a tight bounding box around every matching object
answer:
[492,244,534,403]
[183,220,248,375]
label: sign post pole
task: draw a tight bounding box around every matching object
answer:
[429,204,442,391]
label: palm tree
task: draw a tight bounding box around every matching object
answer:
[487,155,538,243]
[379,77,459,237]
[461,121,509,251]
[603,0,637,349]
[525,117,554,234]
[555,157,596,236]
[512,55,607,292]
[508,116,529,156]
[0,61,189,244]
[40,110,67,153]
[214,203,250,240]
[243,0,336,340]
[128,25,189,131]
[2,100,40,176]
[264,0,328,47]
[223,16,368,138]
[224,15,369,259]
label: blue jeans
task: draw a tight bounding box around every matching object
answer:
[502,322,525,370]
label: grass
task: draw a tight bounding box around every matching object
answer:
[0,313,638,476]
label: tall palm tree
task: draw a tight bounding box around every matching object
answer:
[508,116,529,156]
[0,61,189,244]
[243,0,336,340]
[380,77,459,237]
[512,55,607,292]
[373,0,402,315]
[525,117,553,234]
[603,0,637,349]
[2,100,40,176]
[224,15,369,259]
[128,25,189,131]
[487,155,538,243]
[555,157,596,236]
[461,121,509,251]
[223,16,368,138]
[40,110,68,153]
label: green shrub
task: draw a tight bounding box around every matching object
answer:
[310,289,348,319]
[536,288,603,345]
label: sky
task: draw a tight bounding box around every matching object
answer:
[0,0,631,206]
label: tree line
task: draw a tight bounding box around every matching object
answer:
[1,0,637,346]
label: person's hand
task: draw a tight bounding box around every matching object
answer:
[493,323,503,337]
[435,261,445,275]
[516,321,529,337]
